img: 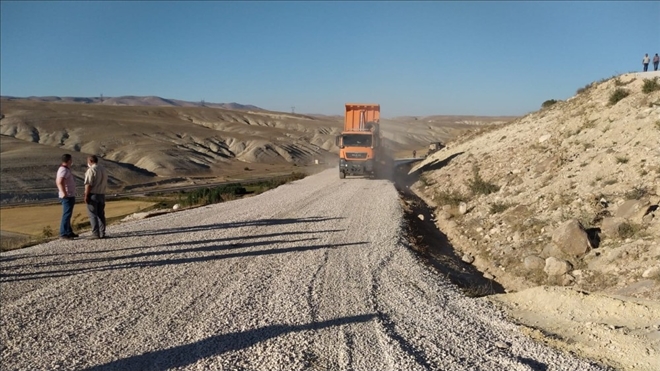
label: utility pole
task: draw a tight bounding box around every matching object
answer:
[100,93,103,102]
[291,106,295,114]
[201,99,205,107]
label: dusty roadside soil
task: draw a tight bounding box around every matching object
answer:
[0,169,607,371]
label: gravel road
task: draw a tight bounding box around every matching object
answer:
[0,169,608,371]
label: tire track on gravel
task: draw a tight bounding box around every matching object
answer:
[370,247,435,370]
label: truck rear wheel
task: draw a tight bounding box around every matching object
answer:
[339,171,346,179]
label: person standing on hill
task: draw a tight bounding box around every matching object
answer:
[654,53,659,71]
[84,155,108,239]
[643,53,650,72]
[56,154,78,239]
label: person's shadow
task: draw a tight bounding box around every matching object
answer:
[82,314,376,371]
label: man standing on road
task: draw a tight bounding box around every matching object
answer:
[654,53,659,71]
[643,53,650,72]
[84,155,108,239]
[56,154,78,239]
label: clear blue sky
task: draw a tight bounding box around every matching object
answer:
[1,1,658,117]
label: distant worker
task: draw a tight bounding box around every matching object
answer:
[413,150,417,158]
[56,154,78,239]
[84,155,108,239]
[643,53,650,72]
[654,53,659,71]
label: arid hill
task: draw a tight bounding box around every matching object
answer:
[410,72,660,370]
[0,95,263,111]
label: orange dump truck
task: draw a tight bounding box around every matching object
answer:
[336,103,383,179]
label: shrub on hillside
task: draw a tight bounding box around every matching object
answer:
[489,202,512,214]
[541,99,558,109]
[642,77,660,93]
[435,190,467,206]
[608,88,630,106]
[618,222,641,239]
[467,167,500,196]
[624,186,648,200]
[576,83,591,95]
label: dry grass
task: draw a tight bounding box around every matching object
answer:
[615,156,629,164]
[0,200,156,236]
[435,190,467,206]
[490,202,513,214]
[467,167,500,196]
[618,222,642,239]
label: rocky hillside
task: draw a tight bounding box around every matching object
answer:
[411,72,660,301]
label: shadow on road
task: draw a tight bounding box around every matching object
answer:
[3,229,346,270]
[518,357,549,371]
[112,216,344,238]
[1,241,367,282]
[411,152,464,174]
[81,314,376,371]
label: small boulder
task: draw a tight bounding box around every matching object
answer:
[559,274,575,286]
[523,255,545,271]
[539,134,552,143]
[462,254,475,264]
[615,199,649,219]
[173,204,180,211]
[458,202,468,215]
[418,214,425,221]
[540,243,564,259]
[642,266,660,279]
[642,213,655,224]
[601,217,625,238]
[544,257,573,276]
[551,219,592,257]
[439,211,452,220]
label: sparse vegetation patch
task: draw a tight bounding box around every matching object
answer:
[542,99,558,109]
[435,190,467,206]
[576,82,593,95]
[642,77,660,93]
[624,186,648,200]
[608,88,630,106]
[615,156,629,164]
[490,202,513,214]
[467,167,500,196]
[618,222,641,239]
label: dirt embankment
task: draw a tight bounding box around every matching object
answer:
[406,72,660,371]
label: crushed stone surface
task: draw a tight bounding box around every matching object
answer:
[0,169,609,370]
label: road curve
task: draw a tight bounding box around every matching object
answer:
[0,169,607,371]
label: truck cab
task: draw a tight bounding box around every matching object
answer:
[336,104,381,179]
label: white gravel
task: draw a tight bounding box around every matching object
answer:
[0,169,609,371]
